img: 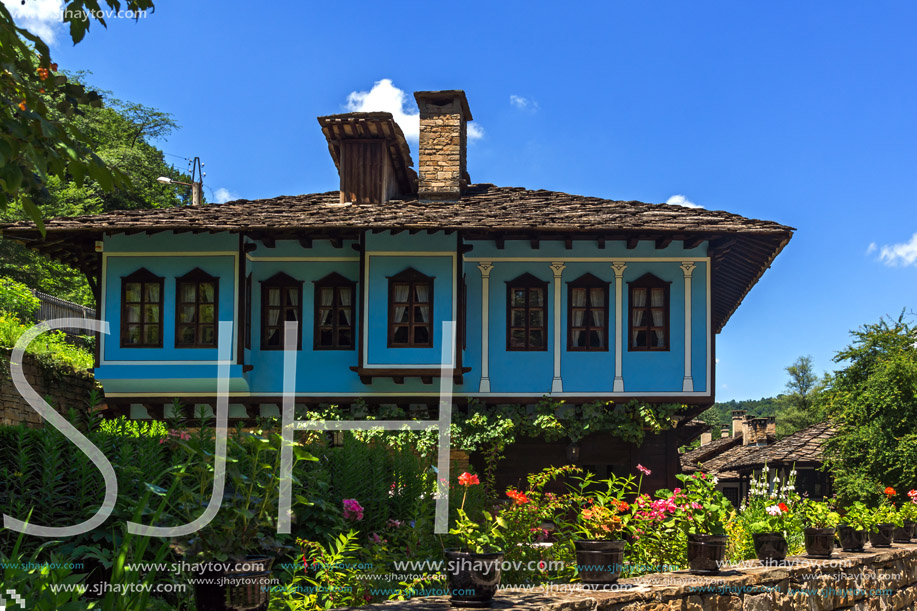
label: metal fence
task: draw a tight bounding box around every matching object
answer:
[32,290,96,335]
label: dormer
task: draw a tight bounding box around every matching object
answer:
[317,112,417,204]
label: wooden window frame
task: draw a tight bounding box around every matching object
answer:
[627,272,670,352]
[244,273,252,350]
[505,273,549,352]
[175,268,220,349]
[313,272,357,351]
[387,268,434,348]
[120,268,164,349]
[260,272,303,351]
[567,273,609,352]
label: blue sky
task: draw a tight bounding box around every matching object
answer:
[7,0,917,401]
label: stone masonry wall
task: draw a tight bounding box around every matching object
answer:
[0,349,98,427]
[416,93,468,199]
[351,543,917,610]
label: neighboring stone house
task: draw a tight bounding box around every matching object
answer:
[0,89,794,489]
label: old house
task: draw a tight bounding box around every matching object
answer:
[0,90,794,489]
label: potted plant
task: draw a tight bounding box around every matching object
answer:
[800,499,840,558]
[838,502,870,552]
[446,472,506,608]
[170,428,316,611]
[896,490,917,542]
[676,472,730,574]
[567,469,637,585]
[746,501,793,563]
[868,498,900,548]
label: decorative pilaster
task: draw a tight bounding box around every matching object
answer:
[611,262,627,392]
[680,262,696,392]
[477,263,494,393]
[550,262,566,393]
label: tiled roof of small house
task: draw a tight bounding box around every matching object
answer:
[0,184,794,333]
[680,433,743,473]
[720,422,836,472]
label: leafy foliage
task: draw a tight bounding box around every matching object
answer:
[822,313,917,503]
[0,311,94,370]
[0,276,40,320]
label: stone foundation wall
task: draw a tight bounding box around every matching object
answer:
[352,544,917,610]
[0,349,98,427]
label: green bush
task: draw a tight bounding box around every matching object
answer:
[0,312,93,371]
[0,276,40,321]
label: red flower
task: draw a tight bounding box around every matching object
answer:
[885,487,897,496]
[458,472,480,486]
[778,502,789,513]
[506,489,530,505]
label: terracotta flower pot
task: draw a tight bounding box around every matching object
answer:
[803,527,835,558]
[869,523,894,548]
[574,539,626,584]
[193,556,273,611]
[444,549,503,608]
[686,534,727,574]
[837,525,867,551]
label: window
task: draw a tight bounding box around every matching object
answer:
[628,273,670,351]
[244,274,252,349]
[314,272,356,350]
[261,272,303,350]
[568,273,609,351]
[120,268,163,348]
[506,273,548,351]
[388,268,433,347]
[175,268,219,348]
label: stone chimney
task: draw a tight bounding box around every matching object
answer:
[720,426,730,439]
[765,417,776,439]
[748,418,769,446]
[731,410,747,439]
[700,431,712,446]
[414,90,473,200]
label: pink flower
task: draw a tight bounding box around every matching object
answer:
[636,464,652,477]
[342,499,364,521]
[369,533,383,544]
[387,519,403,529]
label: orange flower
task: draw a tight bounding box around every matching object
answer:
[885,487,896,496]
[458,472,479,486]
[18,100,26,111]
[778,502,789,513]
[506,489,530,505]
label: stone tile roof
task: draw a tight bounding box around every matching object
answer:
[680,433,743,472]
[722,422,836,472]
[0,184,793,333]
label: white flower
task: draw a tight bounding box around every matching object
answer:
[766,505,782,517]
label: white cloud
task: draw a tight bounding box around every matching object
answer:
[2,0,65,43]
[666,194,704,209]
[467,123,484,141]
[346,79,420,141]
[866,242,877,255]
[509,95,539,112]
[213,188,237,204]
[872,233,917,267]
[345,79,483,142]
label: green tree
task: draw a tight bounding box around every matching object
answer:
[0,76,191,305]
[775,355,827,438]
[822,313,917,503]
[0,0,155,228]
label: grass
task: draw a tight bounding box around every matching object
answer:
[0,312,94,371]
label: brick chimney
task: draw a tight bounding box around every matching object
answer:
[414,90,472,200]
[748,418,769,446]
[765,417,776,439]
[731,410,747,439]
[720,425,730,439]
[700,431,712,446]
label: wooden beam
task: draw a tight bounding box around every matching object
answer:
[496,236,505,250]
[460,243,474,254]
[298,237,312,249]
[564,237,573,250]
[262,237,276,248]
[655,237,673,250]
[683,237,705,250]
[530,237,540,250]
[329,237,342,249]
[597,236,606,249]
[626,237,640,249]
[351,242,363,252]
[244,242,257,253]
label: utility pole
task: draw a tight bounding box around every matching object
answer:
[157,156,205,206]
